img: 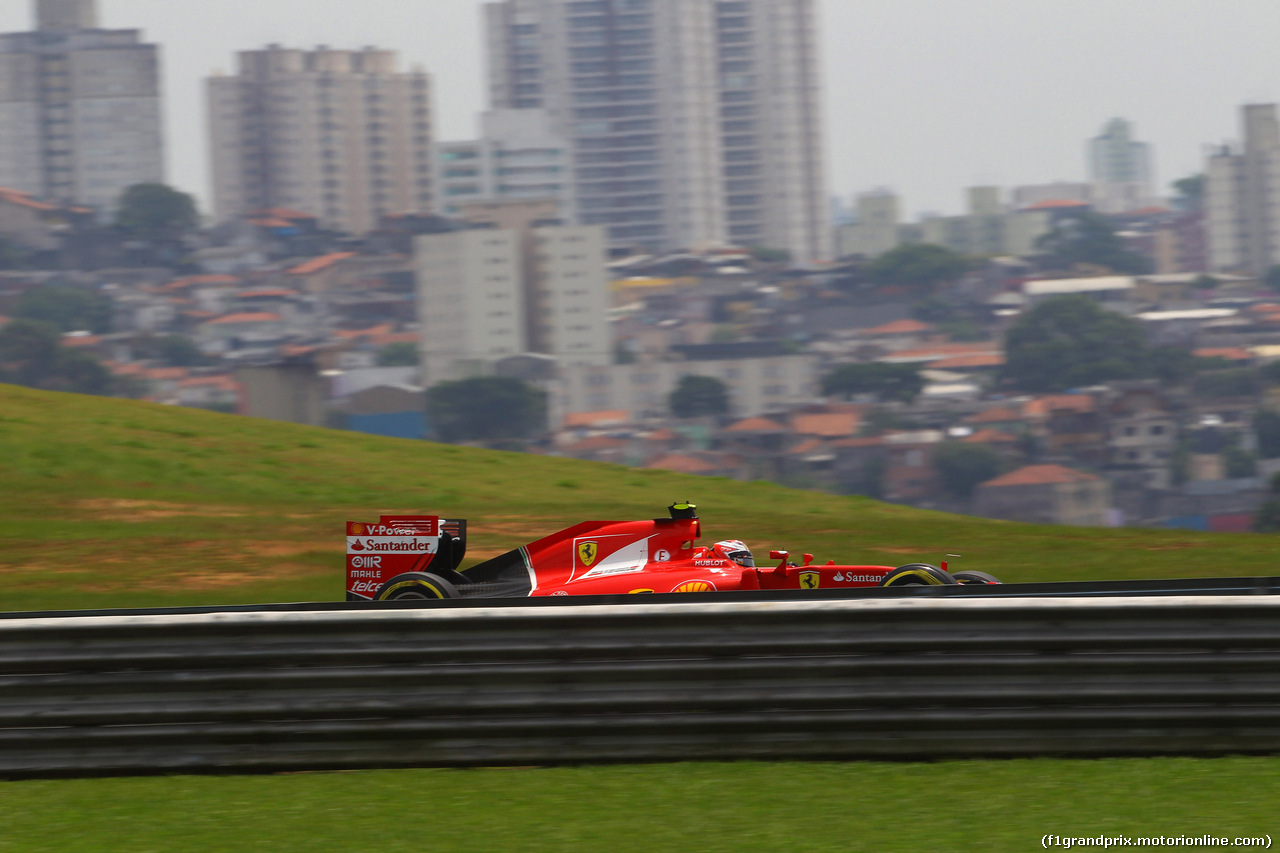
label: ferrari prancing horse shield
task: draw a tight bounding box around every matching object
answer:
[577,541,599,567]
[799,571,820,590]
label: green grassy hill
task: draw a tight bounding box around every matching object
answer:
[0,383,1273,612]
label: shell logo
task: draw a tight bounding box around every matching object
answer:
[672,580,716,593]
[350,523,365,535]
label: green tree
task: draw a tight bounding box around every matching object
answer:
[866,244,972,290]
[748,247,790,264]
[822,363,924,403]
[0,320,61,386]
[669,375,730,418]
[1003,294,1150,392]
[1264,266,1280,294]
[1256,410,1280,459]
[1192,368,1260,400]
[0,235,28,270]
[13,286,113,333]
[136,334,210,367]
[0,319,111,395]
[1224,446,1258,479]
[377,342,420,367]
[1035,211,1151,274]
[426,377,547,443]
[1172,174,1204,210]
[114,183,199,241]
[844,455,885,500]
[1253,473,1280,532]
[933,443,1001,500]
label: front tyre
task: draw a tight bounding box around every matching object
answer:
[375,572,460,601]
[952,570,1001,585]
[879,563,958,587]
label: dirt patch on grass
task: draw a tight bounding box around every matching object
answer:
[77,500,248,521]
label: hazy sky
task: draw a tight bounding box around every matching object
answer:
[5,0,1280,219]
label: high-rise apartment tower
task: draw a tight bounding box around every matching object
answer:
[1206,104,1280,274]
[0,0,163,214]
[484,0,830,262]
[208,45,433,235]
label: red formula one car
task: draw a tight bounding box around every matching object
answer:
[345,503,1000,601]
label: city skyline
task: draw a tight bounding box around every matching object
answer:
[3,0,1280,222]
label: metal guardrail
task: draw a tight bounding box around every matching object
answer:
[2,593,1280,778]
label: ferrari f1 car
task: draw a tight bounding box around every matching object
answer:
[345,503,1000,601]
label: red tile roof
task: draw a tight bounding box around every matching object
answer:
[335,323,394,340]
[862,319,934,336]
[205,312,283,326]
[249,217,296,229]
[178,375,240,390]
[930,353,1005,370]
[145,367,190,381]
[646,453,716,474]
[61,334,102,348]
[288,252,357,276]
[791,411,860,438]
[0,186,59,212]
[981,464,1098,488]
[1023,395,1095,417]
[1194,347,1253,362]
[372,332,420,346]
[564,410,630,429]
[724,416,786,433]
[963,429,1018,444]
[787,437,827,455]
[967,406,1022,424]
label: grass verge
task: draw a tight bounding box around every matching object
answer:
[0,759,1275,852]
[2,384,1279,612]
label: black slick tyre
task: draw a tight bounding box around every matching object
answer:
[375,572,460,601]
[879,563,959,587]
[952,570,1001,585]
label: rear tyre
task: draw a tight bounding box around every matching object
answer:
[952,570,1001,585]
[879,563,958,587]
[375,572,460,601]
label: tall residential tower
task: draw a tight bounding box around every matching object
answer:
[208,45,433,235]
[484,0,830,262]
[0,0,163,214]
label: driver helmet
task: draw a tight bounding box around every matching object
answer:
[712,539,754,567]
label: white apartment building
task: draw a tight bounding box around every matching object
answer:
[0,0,163,215]
[416,228,526,385]
[1206,104,1280,275]
[531,225,611,366]
[435,109,574,220]
[208,45,433,235]
[836,186,1051,259]
[554,354,818,422]
[1089,118,1154,212]
[416,200,611,384]
[483,0,830,262]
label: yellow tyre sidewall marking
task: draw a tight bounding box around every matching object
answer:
[378,580,445,600]
[888,569,944,586]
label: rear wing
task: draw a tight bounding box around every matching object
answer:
[345,515,467,601]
